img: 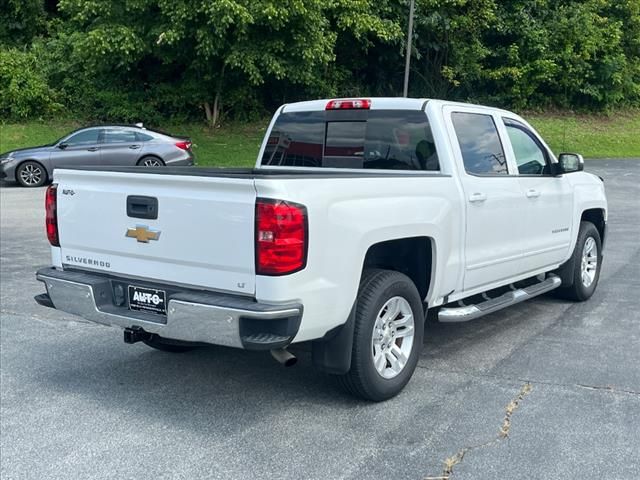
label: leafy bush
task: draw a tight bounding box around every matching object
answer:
[0,48,62,119]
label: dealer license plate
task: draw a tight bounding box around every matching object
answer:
[128,285,167,315]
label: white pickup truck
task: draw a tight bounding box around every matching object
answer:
[35,98,607,401]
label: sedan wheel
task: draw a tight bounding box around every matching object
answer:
[138,157,164,167]
[16,161,46,188]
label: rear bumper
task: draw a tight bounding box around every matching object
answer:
[165,150,195,166]
[35,267,302,350]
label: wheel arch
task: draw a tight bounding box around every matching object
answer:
[361,236,434,302]
[581,208,606,247]
[312,236,435,375]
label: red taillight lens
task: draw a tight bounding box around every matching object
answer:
[325,99,371,110]
[175,141,192,150]
[45,184,59,246]
[255,199,308,276]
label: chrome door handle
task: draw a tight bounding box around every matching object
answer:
[469,192,487,203]
[526,189,541,198]
[87,147,99,152]
[129,145,141,149]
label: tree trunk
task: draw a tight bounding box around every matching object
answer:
[204,64,226,128]
[204,102,213,125]
[211,90,221,128]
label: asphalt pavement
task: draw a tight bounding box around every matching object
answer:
[1,160,639,480]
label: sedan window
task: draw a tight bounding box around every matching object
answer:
[136,132,155,141]
[65,129,100,146]
[104,130,138,144]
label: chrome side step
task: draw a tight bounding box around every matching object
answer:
[438,274,562,323]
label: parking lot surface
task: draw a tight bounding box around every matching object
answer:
[1,160,639,480]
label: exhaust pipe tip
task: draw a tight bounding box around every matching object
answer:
[270,348,297,367]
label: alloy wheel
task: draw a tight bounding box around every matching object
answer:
[19,164,43,186]
[370,296,415,379]
[581,236,598,288]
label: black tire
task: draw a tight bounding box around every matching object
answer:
[137,156,165,167]
[16,161,47,187]
[555,221,602,301]
[336,269,425,401]
[142,335,197,353]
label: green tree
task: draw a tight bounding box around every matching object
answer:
[57,0,402,125]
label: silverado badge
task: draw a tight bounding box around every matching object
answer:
[126,225,161,243]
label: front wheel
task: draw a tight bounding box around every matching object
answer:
[16,161,47,187]
[336,269,424,401]
[556,221,602,301]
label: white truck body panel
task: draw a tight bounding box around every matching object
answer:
[54,169,257,295]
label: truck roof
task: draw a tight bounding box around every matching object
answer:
[280,97,515,116]
[282,97,428,113]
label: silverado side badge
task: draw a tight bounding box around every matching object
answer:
[125,225,161,243]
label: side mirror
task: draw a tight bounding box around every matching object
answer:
[556,153,584,174]
[58,143,68,150]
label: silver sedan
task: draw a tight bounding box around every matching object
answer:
[0,125,195,187]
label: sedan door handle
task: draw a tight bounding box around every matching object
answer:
[468,192,487,203]
[526,189,541,198]
[87,147,99,152]
[129,145,141,150]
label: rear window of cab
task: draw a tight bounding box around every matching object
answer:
[261,110,439,171]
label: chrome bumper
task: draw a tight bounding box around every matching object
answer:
[35,267,302,350]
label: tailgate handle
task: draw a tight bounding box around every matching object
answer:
[127,196,158,220]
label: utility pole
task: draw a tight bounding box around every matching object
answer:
[403,0,416,97]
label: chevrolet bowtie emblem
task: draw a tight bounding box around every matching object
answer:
[126,225,161,243]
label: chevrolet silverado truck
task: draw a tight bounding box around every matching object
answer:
[35,98,607,401]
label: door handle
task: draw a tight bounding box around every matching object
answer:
[468,192,487,203]
[129,145,141,149]
[526,189,541,198]
[87,147,99,152]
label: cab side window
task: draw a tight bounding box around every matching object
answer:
[451,112,507,175]
[503,119,550,175]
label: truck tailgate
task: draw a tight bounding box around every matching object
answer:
[54,169,257,295]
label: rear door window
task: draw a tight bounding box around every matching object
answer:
[136,132,155,142]
[451,112,508,175]
[261,110,439,171]
[104,129,138,144]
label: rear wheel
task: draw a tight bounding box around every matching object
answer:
[16,161,47,187]
[143,335,197,353]
[137,156,165,167]
[556,221,602,301]
[336,269,424,401]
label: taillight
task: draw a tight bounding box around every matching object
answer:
[45,184,59,246]
[255,198,308,276]
[175,141,192,150]
[325,99,371,110]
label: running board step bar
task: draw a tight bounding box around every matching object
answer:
[438,274,562,323]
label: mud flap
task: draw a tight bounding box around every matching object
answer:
[311,304,356,375]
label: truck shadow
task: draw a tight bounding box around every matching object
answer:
[32,294,566,433]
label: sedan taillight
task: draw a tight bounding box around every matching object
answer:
[175,141,192,150]
[255,198,308,276]
[45,184,59,246]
